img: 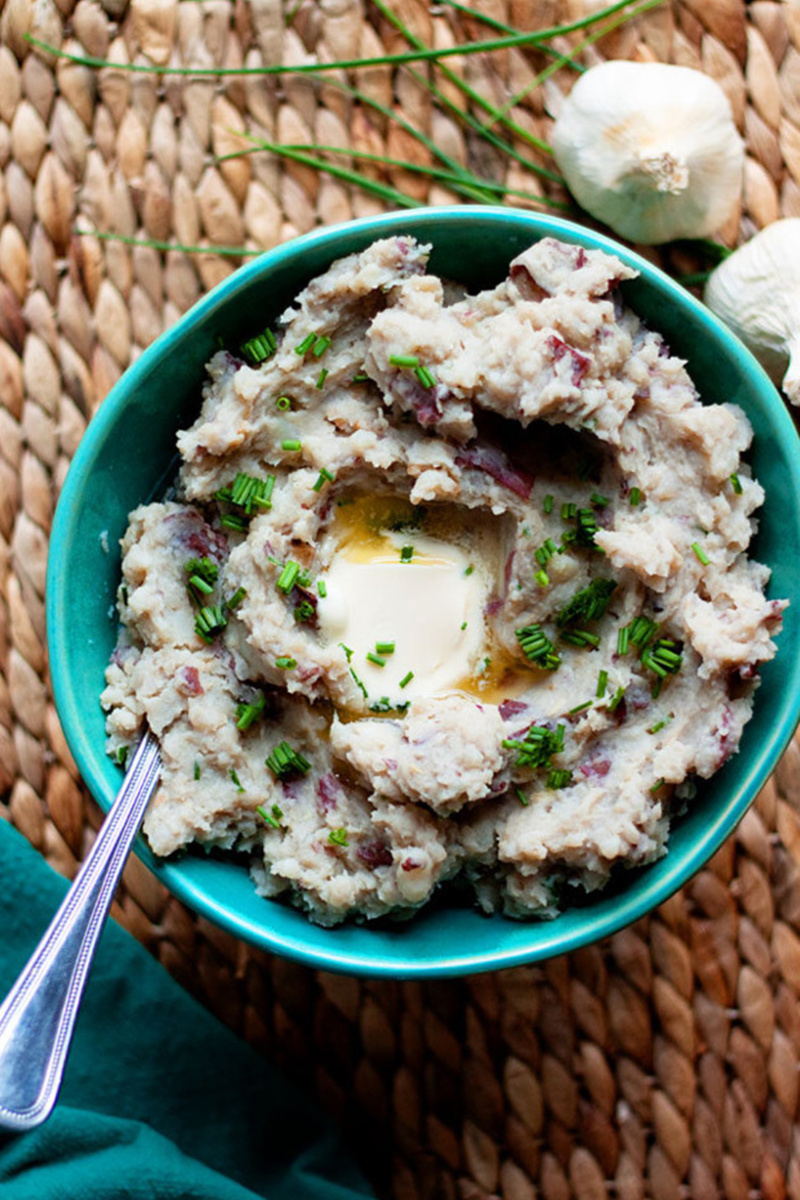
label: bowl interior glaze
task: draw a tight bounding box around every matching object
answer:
[47,207,800,977]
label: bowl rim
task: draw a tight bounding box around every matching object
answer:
[47,205,800,977]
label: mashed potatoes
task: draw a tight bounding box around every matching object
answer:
[102,236,785,924]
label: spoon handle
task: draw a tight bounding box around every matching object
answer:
[0,731,161,1131]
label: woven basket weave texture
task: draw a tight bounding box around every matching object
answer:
[2,1,800,1197]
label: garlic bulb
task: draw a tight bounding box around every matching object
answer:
[704,218,800,406]
[551,61,744,245]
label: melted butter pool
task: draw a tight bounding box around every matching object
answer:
[317,497,530,709]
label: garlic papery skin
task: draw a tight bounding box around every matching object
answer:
[704,219,800,406]
[551,61,744,245]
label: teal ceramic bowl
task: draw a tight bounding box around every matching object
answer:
[48,207,800,977]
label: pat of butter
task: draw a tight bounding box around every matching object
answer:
[318,532,490,703]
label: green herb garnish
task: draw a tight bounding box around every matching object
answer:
[317,580,327,598]
[366,652,386,667]
[276,395,292,410]
[339,643,353,661]
[730,473,742,495]
[502,723,564,770]
[641,637,683,680]
[312,467,335,492]
[235,692,266,731]
[629,487,641,506]
[230,768,245,793]
[276,561,301,593]
[650,777,666,793]
[257,804,282,829]
[515,624,560,670]
[596,669,608,698]
[399,671,414,689]
[557,578,617,627]
[328,827,349,847]
[115,745,128,768]
[226,586,247,610]
[608,685,626,712]
[534,569,549,587]
[241,327,277,365]
[560,629,601,648]
[195,604,227,642]
[543,493,554,514]
[275,656,296,669]
[266,741,311,779]
[400,545,414,562]
[294,599,315,623]
[316,367,328,389]
[568,700,593,715]
[692,541,710,565]
[389,354,420,368]
[350,668,368,699]
[546,768,572,789]
[535,538,557,568]
[193,761,201,780]
[375,642,395,655]
[590,492,610,508]
[515,785,529,807]
[282,438,302,452]
[312,335,331,357]
[295,333,315,355]
[414,364,436,389]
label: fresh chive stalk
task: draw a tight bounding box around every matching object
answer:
[515,624,560,671]
[266,741,311,779]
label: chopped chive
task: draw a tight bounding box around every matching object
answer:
[648,719,668,734]
[115,745,128,768]
[316,367,328,389]
[629,487,641,506]
[240,327,277,365]
[628,616,658,647]
[339,643,353,661]
[317,580,327,598]
[275,656,297,669]
[350,667,368,699]
[230,768,245,793]
[691,541,710,566]
[730,473,742,495]
[295,333,315,355]
[226,586,247,609]
[561,502,576,520]
[515,785,529,807]
[535,538,557,568]
[189,573,214,595]
[220,513,247,531]
[543,493,554,514]
[502,723,565,770]
[608,685,626,712]
[596,669,608,698]
[414,364,436,388]
[399,671,414,689]
[312,335,331,357]
[312,467,335,491]
[276,561,300,593]
[351,372,369,383]
[266,740,311,779]
[650,777,666,793]
[193,761,200,780]
[185,557,218,587]
[515,624,560,671]
[366,652,387,667]
[590,493,610,508]
[257,804,281,830]
[400,545,414,562]
[460,621,467,631]
[546,768,572,789]
[560,628,601,648]
[236,692,266,730]
[328,827,348,847]
[465,564,474,576]
[375,641,395,655]
[293,599,315,623]
[389,354,420,368]
[568,700,593,715]
[282,438,302,452]
[534,569,549,587]
[617,626,629,655]
[195,604,227,642]
[557,578,616,627]
[276,395,292,410]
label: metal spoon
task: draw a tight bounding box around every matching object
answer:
[0,731,161,1131]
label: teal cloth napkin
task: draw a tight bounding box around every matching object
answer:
[0,818,375,1200]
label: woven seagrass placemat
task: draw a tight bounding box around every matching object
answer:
[2,0,800,1196]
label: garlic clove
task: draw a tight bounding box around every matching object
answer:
[704,218,800,406]
[551,61,744,246]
